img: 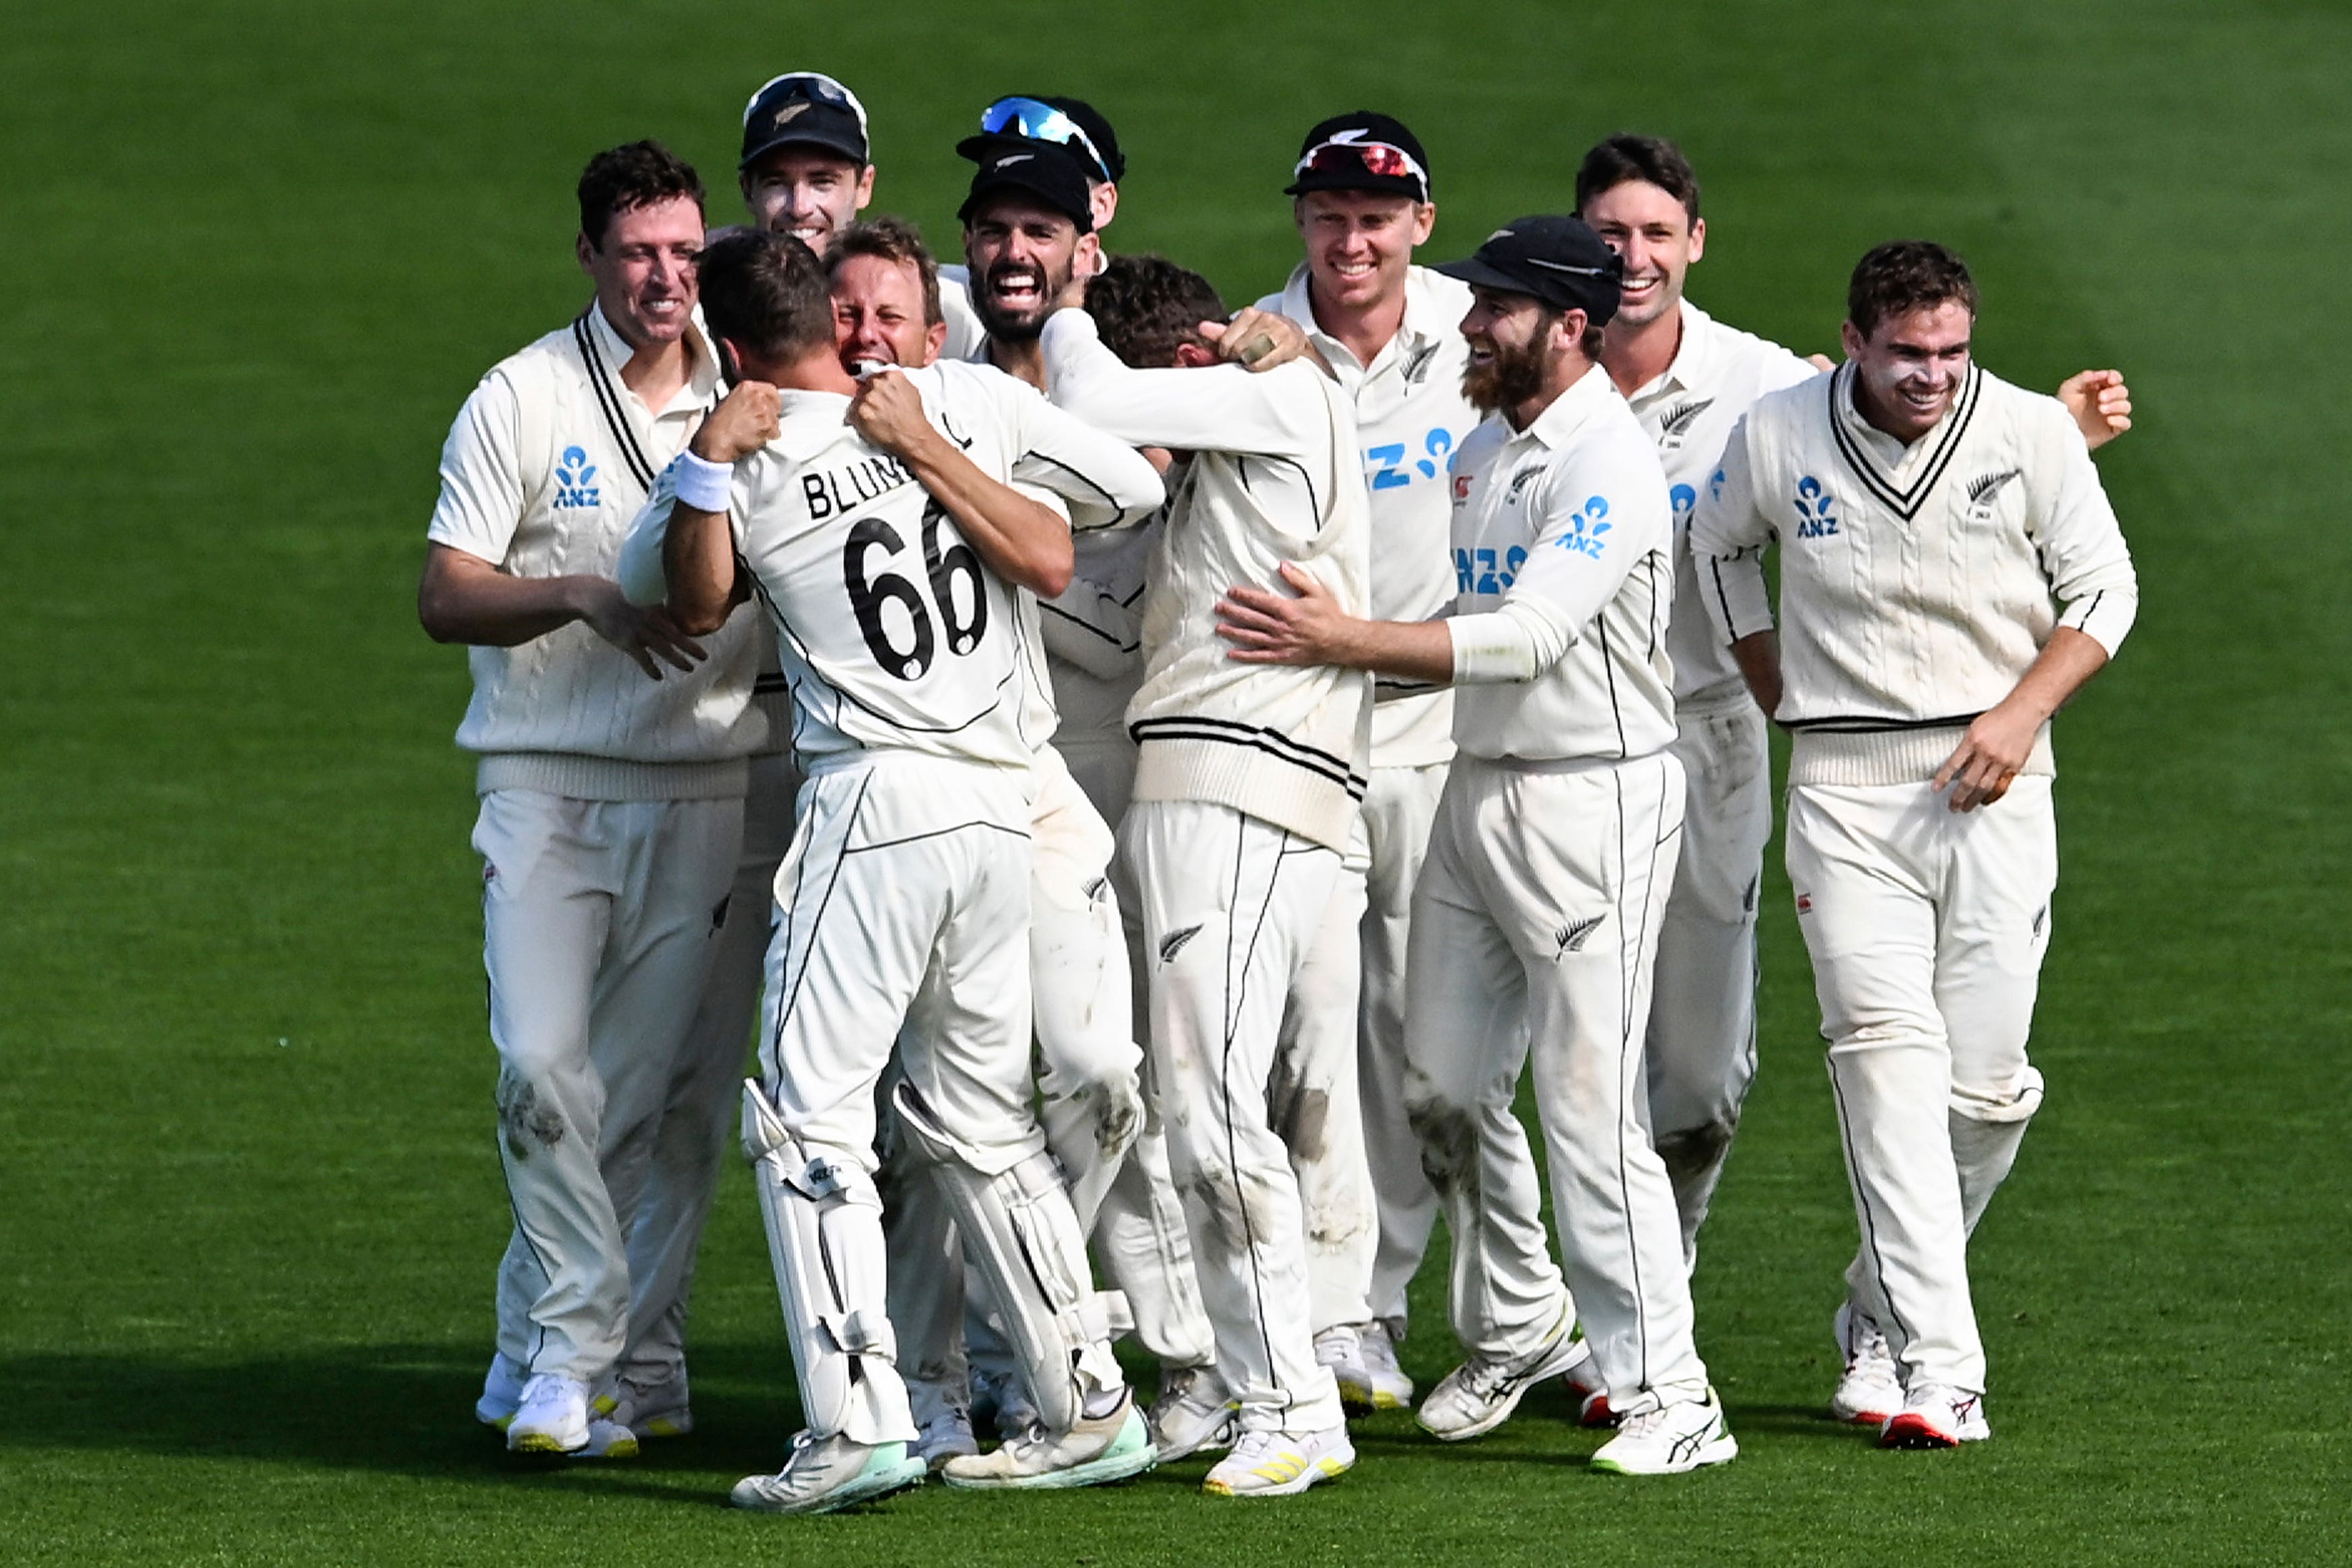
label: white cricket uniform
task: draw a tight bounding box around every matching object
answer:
[428,301,760,1388]
[1043,308,1371,1436]
[1256,264,1472,1336]
[1622,300,1820,1264]
[624,359,1135,1444]
[1690,361,2137,1397]
[1406,364,1709,1417]
[939,265,987,363]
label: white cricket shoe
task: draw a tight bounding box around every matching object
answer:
[913,1404,979,1472]
[1201,1424,1355,1498]
[1149,1365,1236,1460]
[730,1432,926,1513]
[1353,1320,1416,1411]
[474,1353,527,1430]
[1589,1388,1738,1475]
[1830,1302,1903,1426]
[507,1372,591,1454]
[612,1377,693,1439]
[940,1393,1157,1491]
[1416,1309,1594,1441]
[1879,1383,1990,1448]
[1316,1324,1380,1415]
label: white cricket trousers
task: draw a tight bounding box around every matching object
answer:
[1283,760,1449,1334]
[1403,752,1707,1416]
[618,751,801,1398]
[1647,692,1773,1264]
[884,745,1212,1417]
[478,787,742,1384]
[758,754,1041,1444]
[1786,776,2056,1398]
[1125,798,1347,1435]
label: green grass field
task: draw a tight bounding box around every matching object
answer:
[5,1,2348,1561]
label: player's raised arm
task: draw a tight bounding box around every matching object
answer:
[662,378,779,635]
[1040,306,1327,460]
[847,367,1073,596]
[1003,382,1166,531]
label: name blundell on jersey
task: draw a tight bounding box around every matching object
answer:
[799,451,917,519]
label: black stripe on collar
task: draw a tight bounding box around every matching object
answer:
[1826,361,1981,522]
[573,312,657,493]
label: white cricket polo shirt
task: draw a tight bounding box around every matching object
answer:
[1259,263,1476,767]
[427,300,761,797]
[1446,363,1677,764]
[1620,299,1817,705]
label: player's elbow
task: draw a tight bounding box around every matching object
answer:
[1027,542,1075,599]
[417,575,467,643]
[670,594,731,638]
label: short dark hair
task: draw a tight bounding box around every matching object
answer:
[1847,240,1979,337]
[577,140,706,250]
[697,229,833,362]
[1083,254,1226,369]
[828,217,943,328]
[1574,134,1701,226]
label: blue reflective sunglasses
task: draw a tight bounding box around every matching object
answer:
[977,96,1111,182]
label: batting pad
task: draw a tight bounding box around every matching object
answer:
[890,1078,1130,1433]
[741,1079,913,1444]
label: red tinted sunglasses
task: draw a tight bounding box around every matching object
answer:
[1293,138,1429,198]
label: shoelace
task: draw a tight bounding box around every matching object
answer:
[1225,1429,1280,1464]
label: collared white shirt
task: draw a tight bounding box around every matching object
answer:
[1620,299,1817,703]
[1445,363,1677,764]
[1259,262,1476,764]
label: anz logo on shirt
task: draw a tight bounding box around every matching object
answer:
[553,446,603,510]
[1670,483,1697,531]
[1455,544,1528,596]
[1555,495,1612,560]
[1793,475,1840,539]
[1365,426,1460,491]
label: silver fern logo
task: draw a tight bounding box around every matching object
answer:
[1655,397,1713,450]
[1966,467,2022,523]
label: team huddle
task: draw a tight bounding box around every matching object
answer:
[417,71,2139,1511]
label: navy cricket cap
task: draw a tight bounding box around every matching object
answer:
[1435,215,1624,322]
[958,141,1097,232]
[958,94,1125,184]
[1284,112,1431,203]
[739,71,871,168]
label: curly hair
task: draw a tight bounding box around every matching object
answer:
[577,140,705,250]
[1847,240,1979,337]
[1083,254,1227,368]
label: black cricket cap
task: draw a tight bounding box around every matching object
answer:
[956,94,1125,185]
[1284,111,1431,203]
[1435,215,1623,322]
[958,141,1097,232]
[739,71,870,169]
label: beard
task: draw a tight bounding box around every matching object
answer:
[1461,332,1548,414]
[970,255,1074,343]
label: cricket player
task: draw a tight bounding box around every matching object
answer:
[1219,216,1738,1476]
[1249,111,1479,1417]
[625,228,1165,1510]
[1042,254,1372,1497]
[1576,136,2133,1426]
[606,72,884,1441]
[418,141,759,1457]
[939,93,1127,359]
[1688,240,2137,1448]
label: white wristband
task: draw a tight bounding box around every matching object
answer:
[673,450,733,512]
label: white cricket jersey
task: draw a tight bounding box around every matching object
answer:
[1042,308,1372,853]
[621,363,1019,778]
[1690,361,2139,785]
[1621,299,1818,703]
[1445,363,1678,764]
[1258,264,1474,766]
[427,301,760,798]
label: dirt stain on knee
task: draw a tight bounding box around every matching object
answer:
[1407,1098,1478,1203]
[1276,1086,1331,1164]
[497,1076,567,1161]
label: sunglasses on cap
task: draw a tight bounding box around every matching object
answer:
[978,96,1113,183]
[1293,137,1429,199]
[743,71,870,137]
